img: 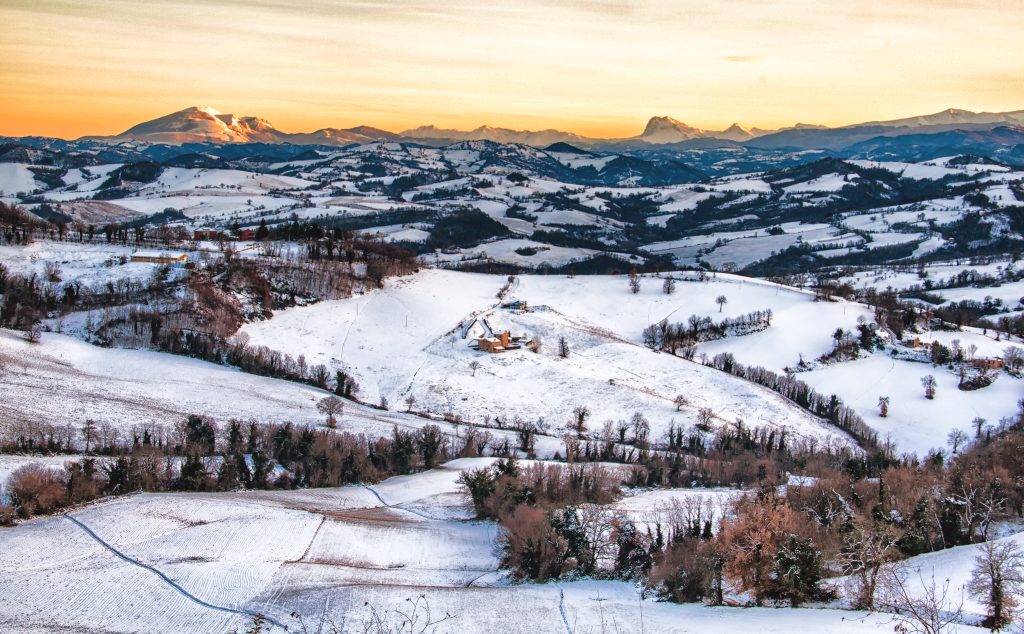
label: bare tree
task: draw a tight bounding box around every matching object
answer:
[527,335,542,354]
[663,276,676,295]
[696,406,715,431]
[576,503,621,573]
[878,563,964,634]
[572,405,590,435]
[716,295,728,313]
[947,428,968,454]
[404,394,417,412]
[558,336,569,359]
[630,412,650,445]
[921,375,937,400]
[673,394,689,411]
[628,270,641,294]
[878,396,890,418]
[967,540,1024,630]
[839,520,899,609]
[972,416,986,439]
[81,419,97,453]
[468,360,481,377]
[1002,346,1024,372]
[316,396,344,428]
[24,322,42,344]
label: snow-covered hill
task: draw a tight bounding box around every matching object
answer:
[0,458,987,633]
[239,269,857,448]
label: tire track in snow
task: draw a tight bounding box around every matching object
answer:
[64,514,289,631]
[556,584,573,634]
[288,515,326,564]
[361,484,438,521]
[463,570,494,587]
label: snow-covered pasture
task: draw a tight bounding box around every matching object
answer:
[0,240,166,288]
[431,238,614,268]
[0,459,983,633]
[643,222,864,269]
[468,271,1022,458]
[240,270,856,448]
[140,167,316,195]
[0,163,42,196]
[0,329,556,455]
[837,260,1018,294]
[797,354,1022,456]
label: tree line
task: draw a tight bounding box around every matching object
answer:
[643,309,773,356]
[1,418,467,523]
[459,401,1024,629]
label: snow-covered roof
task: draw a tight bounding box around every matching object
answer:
[132,250,187,259]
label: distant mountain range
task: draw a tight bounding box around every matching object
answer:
[77,105,1024,152]
[83,106,400,147]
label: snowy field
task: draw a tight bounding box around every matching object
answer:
[237,269,1024,455]
[241,270,856,448]
[0,240,167,288]
[0,329,559,456]
[796,354,1022,456]
[4,255,1019,459]
[0,458,987,633]
[0,163,41,196]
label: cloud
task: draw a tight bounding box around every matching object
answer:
[721,55,761,63]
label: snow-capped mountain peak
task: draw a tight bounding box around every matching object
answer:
[639,116,703,143]
[109,106,284,144]
[717,122,755,141]
[855,107,1024,129]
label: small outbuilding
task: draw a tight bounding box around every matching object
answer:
[131,250,188,265]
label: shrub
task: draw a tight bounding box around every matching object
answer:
[8,464,68,518]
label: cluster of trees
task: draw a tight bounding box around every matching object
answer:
[2,207,418,354]
[1,418,466,520]
[642,310,773,356]
[821,268,1024,340]
[302,233,419,287]
[704,352,879,449]
[818,325,874,364]
[0,259,186,338]
[0,202,48,244]
[456,401,1024,629]
[426,208,511,251]
[91,253,370,347]
[457,458,624,581]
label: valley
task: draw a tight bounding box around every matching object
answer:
[2,105,1024,634]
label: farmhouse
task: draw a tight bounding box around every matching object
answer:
[476,330,528,353]
[193,227,223,240]
[131,250,188,265]
[970,357,1004,371]
[904,336,931,350]
[478,334,506,353]
[461,315,531,353]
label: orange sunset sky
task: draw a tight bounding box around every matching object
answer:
[2,0,1023,139]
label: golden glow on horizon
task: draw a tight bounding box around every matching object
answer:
[2,0,1023,139]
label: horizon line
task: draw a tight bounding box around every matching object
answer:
[4,103,1024,143]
